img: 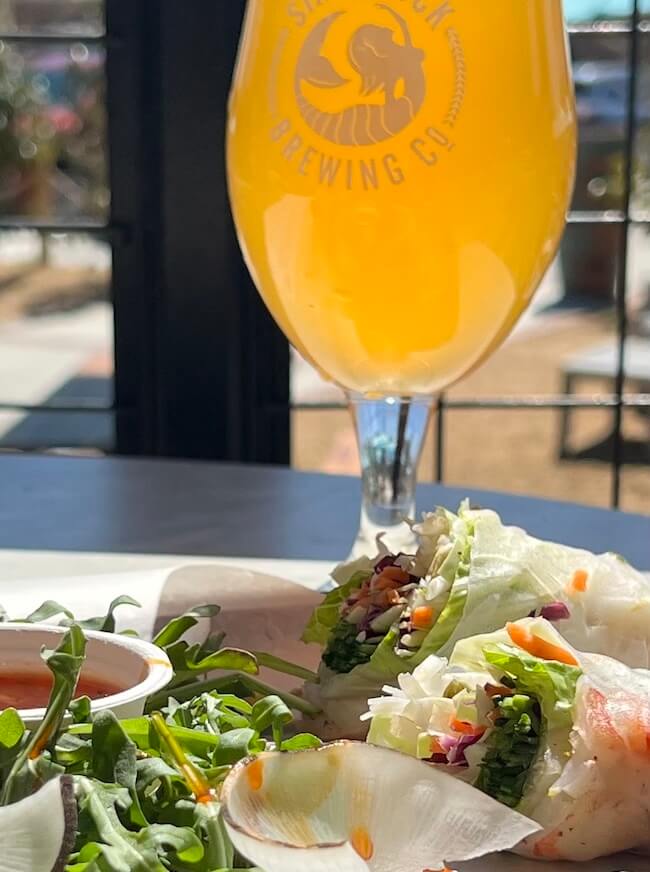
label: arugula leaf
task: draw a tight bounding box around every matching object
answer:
[214,729,265,766]
[56,731,93,772]
[72,776,204,871]
[153,606,220,648]
[0,708,27,784]
[164,692,252,735]
[21,600,75,624]
[165,642,258,681]
[70,695,93,725]
[92,712,139,797]
[250,695,292,747]
[135,757,183,796]
[69,596,142,634]
[193,800,234,871]
[251,651,318,683]
[71,719,222,760]
[280,733,322,752]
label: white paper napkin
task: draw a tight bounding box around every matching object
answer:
[0,561,324,688]
[0,566,170,639]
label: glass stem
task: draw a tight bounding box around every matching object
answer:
[349,395,433,558]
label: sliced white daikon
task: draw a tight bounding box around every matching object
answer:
[0,776,77,872]
[221,741,540,872]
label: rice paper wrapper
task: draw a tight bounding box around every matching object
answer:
[512,651,650,862]
[367,618,650,862]
[436,511,650,669]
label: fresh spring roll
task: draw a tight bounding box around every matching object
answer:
[364,617,650,862]
[301,509,474,736]
[302,502,650,737]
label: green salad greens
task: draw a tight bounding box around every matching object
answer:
[474,644,581,810]
[475,690,541,808]
[322,620,379,675]
[0,598,322,871]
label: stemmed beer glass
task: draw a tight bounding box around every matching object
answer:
[227,0,576,555]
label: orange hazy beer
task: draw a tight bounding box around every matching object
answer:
[228,0,576,396]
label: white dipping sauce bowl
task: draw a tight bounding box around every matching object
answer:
[0,623,173,727]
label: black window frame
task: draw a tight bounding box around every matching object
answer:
[0,0,290,464]
[108,0,290,463]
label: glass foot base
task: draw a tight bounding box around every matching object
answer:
[347,514,418,561]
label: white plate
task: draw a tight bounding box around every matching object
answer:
[458,853,645,870]
[0,561,647,869]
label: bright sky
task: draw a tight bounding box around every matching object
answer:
[565,0,650,21]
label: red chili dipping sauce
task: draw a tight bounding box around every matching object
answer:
[0,671,124,709]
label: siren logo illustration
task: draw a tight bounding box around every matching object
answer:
[269,1,466,191]
[295,6,426,147]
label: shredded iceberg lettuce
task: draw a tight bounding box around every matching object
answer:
[483,645,581,732]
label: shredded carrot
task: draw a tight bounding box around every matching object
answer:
[506,622,579,667]
[246,758,265,792]
[365,588,401,608]
[485,683,514,698]
[430,737,445,755]
[381,566,410,583]
[374,575,400,591]
[566,568,588,595]
[412,606,435,630]
[450,719,486,737]
[350,827,374,860]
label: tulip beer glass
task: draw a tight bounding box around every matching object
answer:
[228,0,577,553]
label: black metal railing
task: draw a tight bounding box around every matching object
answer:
[292,4,650,510]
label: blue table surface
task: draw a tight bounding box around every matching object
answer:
[0,455,647,569]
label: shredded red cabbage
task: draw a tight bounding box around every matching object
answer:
[374,554,402,572]
[437,732,483,766]
[540,602,571,621]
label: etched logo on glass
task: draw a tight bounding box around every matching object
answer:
[294,6,426,146]
[268,1,466,190]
